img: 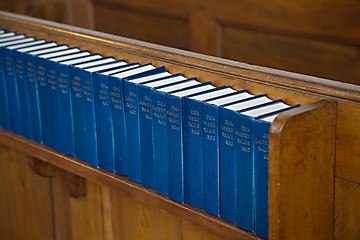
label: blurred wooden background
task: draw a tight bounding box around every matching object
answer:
[1,0,359,85]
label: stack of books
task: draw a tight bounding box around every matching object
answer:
[0,29,300,239]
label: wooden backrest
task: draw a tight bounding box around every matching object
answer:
[0,11,359,240]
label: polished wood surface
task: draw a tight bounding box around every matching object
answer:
[0,0,67,23]
[335,179,360,239]
[0,131,259,240]
[269,100,336,240]
[0,11,359,240]
[88,0,360,85]
[1,0,360,85]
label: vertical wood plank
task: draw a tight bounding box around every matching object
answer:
[335,178,360,239]
[111,190,182,240]
[182,221,226,240]
[0,146,55,239]
[189,12,220,56]
[335,103,360,184]
[101,187,114,240]
[51,176,73,240]
[65,0,95,28]
[68,180,106,239]
[269,100,336,240]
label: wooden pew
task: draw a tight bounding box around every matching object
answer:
[0,11,359,240]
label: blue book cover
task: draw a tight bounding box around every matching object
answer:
[151,79,209,196]
[35,47,86,149]
[2,44,26,134]
[119,64,164,183]
[231,100,292,233]
[108,71,132,175]
[183,86,238,210]
[11,40,49,138]
[200,90,255,214]
[81,62,130,173]
[157,79,206,203]
[22,44,71,143]
[200,90,255,216]
[219,95,274,225]
[137,74,194,189]
[68,56,116,167]
[64,54,106,161]
[0,50,10,130]
[41,49,86,151]
[100,63,141,175]
[0,37,40,131]
[1,38,49,135]
[242,103,300,239]
[155,81,216,203]
[53,52,101,156]
[90,61,134,172]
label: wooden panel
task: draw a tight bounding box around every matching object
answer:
[93,3,188,50]
[182,221,225,240]
[189,12,219,55]
[269,100,336,240]
[335,102,360,184]
[0,0,67,23]
[66,0,95,28]
[0,130,259,240]
[68,180,109,239]
[1,11,358,104]
[51,175,73,239]
[95,0,360,44]
[0,146,54,239]
[111,190,183,240]
[221,26,360,84]
[335,178,360,239]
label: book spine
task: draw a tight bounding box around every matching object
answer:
[108,76,127,175]
[253,120,270,239]
[13,51,32,139]
[202,103,220,216]
[3,48,22,134]
[0,49,11,131]
[70,66,86,162]
[123,79,141,182]
[219,107,236,223]
[151,89,169,195]
[94,72,115,172]
[138,84,154,189]
[81,70,99,168]
[183,98,204,209]
[167,94,184,203]
[234,114,254,232]
[36,57,52,146]
[46,60,61,150]
[24,54,42,143]
[57,64,75,156]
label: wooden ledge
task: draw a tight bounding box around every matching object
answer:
[0,130,260,240]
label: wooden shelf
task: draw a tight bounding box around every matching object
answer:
[0,130,260,240]
[0,11,359,240]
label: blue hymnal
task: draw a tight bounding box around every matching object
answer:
[1,37,38,134]
[22,43,69,142]
[240,102,300,238]
[119,65,166,182]
[135,74,190,188]
[155,81,216,202]
[0,36,40,131]
[10,39,51,138]
[68,56,117,167]
[183,86,237,211]
[219,95,274,225]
